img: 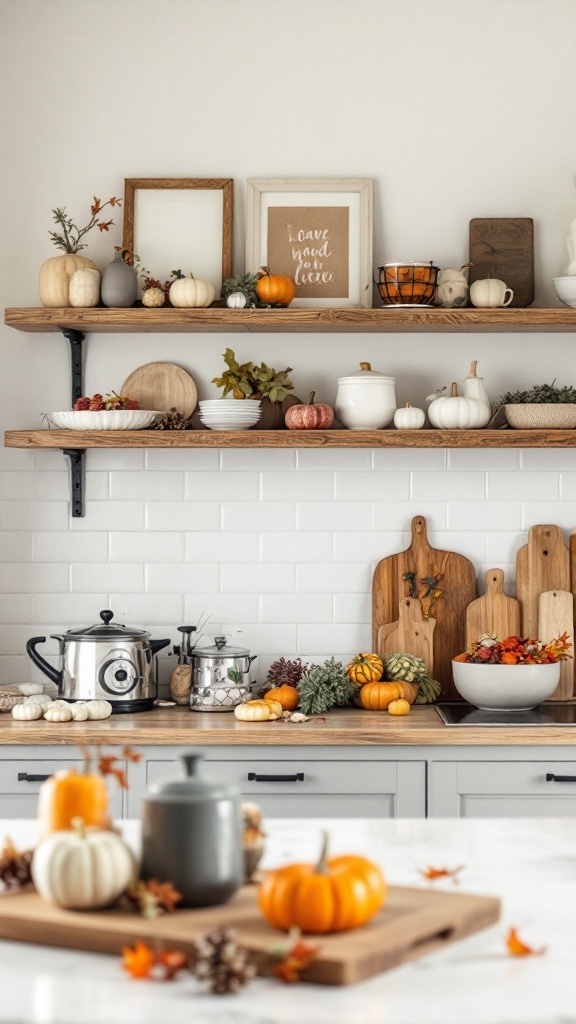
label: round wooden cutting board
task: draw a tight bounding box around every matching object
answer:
[121,362,198,417]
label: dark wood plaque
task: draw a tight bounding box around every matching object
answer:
[469,217,534,307]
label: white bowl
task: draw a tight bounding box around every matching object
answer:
[199,400,261,409]
[452,660,560,711]
[48,410,163,430]
[199,413,261,423]
[553,276,576,307]
[200,420,259,431]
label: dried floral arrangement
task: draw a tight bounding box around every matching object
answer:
[457,632,572,665]
[49,196,121,253]
[501,382,576,404]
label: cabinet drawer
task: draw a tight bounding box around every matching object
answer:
[0,758,125,819]
[147,759,396,795]
[458,761,576,795]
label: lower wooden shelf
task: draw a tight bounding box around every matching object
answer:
[5,428,576,449]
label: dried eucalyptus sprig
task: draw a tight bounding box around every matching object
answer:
[501,381,576,404]
[49,196,122,253]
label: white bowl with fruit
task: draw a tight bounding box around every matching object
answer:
[48,392,162,430]
[452,634,570,711]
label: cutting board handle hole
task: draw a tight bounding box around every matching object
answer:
[410,927,455,952]
[543,549,549,556]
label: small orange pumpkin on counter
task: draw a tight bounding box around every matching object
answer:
[347,652,384,686]
[38,769,111,839]
[357,681,403,710]
[265,684,299,711]
[388,698,411,716]
[285,392,335,430]
[255,266,296,307]
[259,831,386,934]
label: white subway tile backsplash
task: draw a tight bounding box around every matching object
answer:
[185,532,259,564]
[0,595,34,624]
[221,564,294,594]
[110,472,184,501]
[71,564,145,593]
[71,502,145,531]
[87,450,145,470]
[222,501,295,532]
[259,594,333,624]
[33,472,72,501]
[431,531,487,563]
[297,502,371,531]
[0,472,36,500]
[447,502,522,531]
[109,594,184,625]
[334,593,370,623]
[521,503,576,530]
[0,502,69,531]
[297,450,371,470]
[0,655,35,684]
[373,449,447,470]
[297,624,370,654]
[560,473,576,500]
[296,563,371,593]
[220,450,296,470]
[146,449,219,470]
[145,564,219,594]
[146,502,219,531]
[0,564,69,594]
[85,473,110,501]
[110,532,184,563]
[0,532,33,562]
[34,594,108,624]
[220,624,298,654]
[34,532,108,563]
[262,472,334,501]
[184,593,259,624]
[260,532,333,563]
[372,502,447,530]
[521,449,576,470]
[334,530,407,563]
[0,625,60,656]
[335,471,409,500]
[185,471,259,501]
[487,472,559,501]
[448,449,521,470]
[485,531,527,563]
[412,471,486,501]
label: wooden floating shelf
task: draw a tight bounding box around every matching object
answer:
[6,429,576,449]
[5,306,576,333]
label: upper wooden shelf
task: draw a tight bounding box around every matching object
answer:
[6,428,576,449]
[5,306,576,333]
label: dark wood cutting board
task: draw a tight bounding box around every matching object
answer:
[469,217,534,307]
[372,516,478,698]
[0,884,500,986]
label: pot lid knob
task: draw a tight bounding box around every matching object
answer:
[214,636,228,650]
[100,610,114,625]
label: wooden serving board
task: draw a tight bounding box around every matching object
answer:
[466,569,521,647]
[517,525,570,638]
[121,361,198,417]
[538,589,574,701]
[372,516,477,699]
[0,885,500,986]
[378,598,435,676]
[468,217,534,307]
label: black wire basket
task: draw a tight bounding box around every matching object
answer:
[376,262,439,307]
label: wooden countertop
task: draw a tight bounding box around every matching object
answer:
[0,705,574,746]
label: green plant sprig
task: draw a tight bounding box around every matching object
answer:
[49,196,122,254]
[211,348,294,403]
[501,381,576,405]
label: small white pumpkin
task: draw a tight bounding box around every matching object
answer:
[435,267,469,308]
[393,402,426,430]
[142,286,165,308]
[24,693,52,708]
[31,817,135,910]
[12,703,43,721]
[427,383,486,429]
[17,682,44,696]
[226,291,248,309]
[38,254,99,307]
[69,702,90,722]
[43,704,73,723]
[68,268,101,308]
[85,699,113,720]
[169,273,215,308]
[469,278,513,308]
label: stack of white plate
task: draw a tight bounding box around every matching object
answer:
[199,399,262,431]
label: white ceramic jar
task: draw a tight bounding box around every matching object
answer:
[335,362,397,430]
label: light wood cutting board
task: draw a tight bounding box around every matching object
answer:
[121,361,198,417]
[372,515,477,698]
[465,569,521,647]
[538,589,574,701]
[516,525,570,638]
[378,597,435,676]
[0,885,500,987]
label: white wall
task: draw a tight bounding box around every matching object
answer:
[1,0,576,686]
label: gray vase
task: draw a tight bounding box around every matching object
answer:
[141,754,243,907]
[101,250,138,308]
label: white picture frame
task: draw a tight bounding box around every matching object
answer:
[246,178,373,308]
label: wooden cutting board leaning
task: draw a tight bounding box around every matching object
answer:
[372,516,477,699]
[378,598,435,676]
[0,885,500,986]
[468,217,534,307]
[465,569,521,649]
[121,361,198,417]
[538,590,575,700]
[516,525,570,639]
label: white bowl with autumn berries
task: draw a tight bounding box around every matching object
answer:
[48,409,163,430]
[451,634,569,711]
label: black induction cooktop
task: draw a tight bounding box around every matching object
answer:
[436,702,576,726]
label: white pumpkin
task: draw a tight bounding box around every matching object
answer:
[226,291,247,309]
[469,278,513,308]
[12,703,43,721]
[68,268,101,307]
[85,699,113,720]
[17,682,44,696]
[142,287,165,308]
[169,273,215,308]
[43,704,73,723]
[38,254,99,307]
[31,818,135,910]
[427,383,486,429]
[24,693,52,708]
[461,360,491,427]
[393,402,426,429]
[69,702,90,722]
[435,268,469,308]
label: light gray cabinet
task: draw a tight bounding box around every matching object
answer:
[0,751,125,819]
[428,759,576,817]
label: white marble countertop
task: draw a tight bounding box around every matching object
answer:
[0,817,574,1024]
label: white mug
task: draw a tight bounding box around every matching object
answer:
[469,278,514,308]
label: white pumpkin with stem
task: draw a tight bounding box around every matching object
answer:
[427,383,486,429]
[169,273,215,308]
[393,402,426,430]
[68,268,101,308]
[32,817,136,910]
[39,255,99,307]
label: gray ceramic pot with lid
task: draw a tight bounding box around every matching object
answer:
[190,636,257,712]
[141,754,243,907]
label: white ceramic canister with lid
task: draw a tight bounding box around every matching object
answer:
[335,362,397,429]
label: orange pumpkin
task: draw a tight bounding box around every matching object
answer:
[397,681,418,704]
[255,267,295,307]
[38,770,111,838]
[388,698,411,716]
[358,681,403,710]
[259,832,386,934]
[285,392,334,430]
[265,684,299,711]
[347,652,384,686]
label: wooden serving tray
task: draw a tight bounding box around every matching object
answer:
[0,884,500,985]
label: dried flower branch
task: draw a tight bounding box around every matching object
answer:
[49,196,121,253]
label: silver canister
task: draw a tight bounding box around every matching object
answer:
[190,636,256,712]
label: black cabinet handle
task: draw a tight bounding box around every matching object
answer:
[17,772,51,783]
[247,772,304,783]
[545,773,576,783]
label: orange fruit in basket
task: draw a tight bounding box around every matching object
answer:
[413,266,430,282]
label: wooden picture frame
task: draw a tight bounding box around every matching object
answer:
[123,178,233,295]
[246,178,373,308]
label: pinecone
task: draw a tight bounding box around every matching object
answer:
[0,838,33,889]
[189,927,255,995]
[152,408,195,431]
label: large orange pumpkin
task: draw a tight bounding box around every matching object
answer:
[347,652,384,685]
[265,684,299,711]
[259,832,386,934]
[358,681,403,710]
[38,770,111,838]
[255,267,295,307]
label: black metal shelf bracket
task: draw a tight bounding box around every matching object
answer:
[62,448,86,518]
[59,328,85,405]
